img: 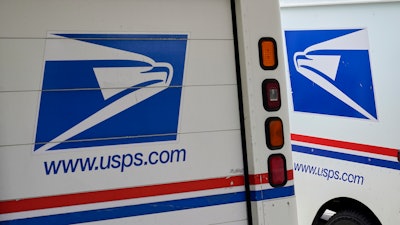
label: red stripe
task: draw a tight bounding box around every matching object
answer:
[248,170,294,185]
[0,175,244,214]
[291,133,398,158]
[287,169,294,180]
[248,173,268,185]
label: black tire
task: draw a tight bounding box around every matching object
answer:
[326,210,373,225]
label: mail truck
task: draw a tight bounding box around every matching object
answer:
[0,0,297,224]
[280,0,400,224]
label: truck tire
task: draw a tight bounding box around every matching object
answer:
[326,210,373,225]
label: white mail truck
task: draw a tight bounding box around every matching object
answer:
[0,0,298,224]
[280,0,400,224]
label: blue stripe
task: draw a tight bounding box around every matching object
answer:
[1,192,245,225]
[250,185,295,201]
[293,144,400,170]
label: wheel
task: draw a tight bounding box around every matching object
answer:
[326,210,373,225]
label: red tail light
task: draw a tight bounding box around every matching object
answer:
[268,154,287,187]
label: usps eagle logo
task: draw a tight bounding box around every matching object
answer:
[285,29,377,120]
[34,33,188,152]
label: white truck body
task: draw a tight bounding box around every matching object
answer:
[0,0,297,224]
[280,0,400,224]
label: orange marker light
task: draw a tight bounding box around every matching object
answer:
[259,38,278,70]
[265,117,284,150]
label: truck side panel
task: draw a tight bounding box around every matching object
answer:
[0,1,247,224]
[281,1,400,224]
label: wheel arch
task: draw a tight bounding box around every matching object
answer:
[312,197,382,225]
